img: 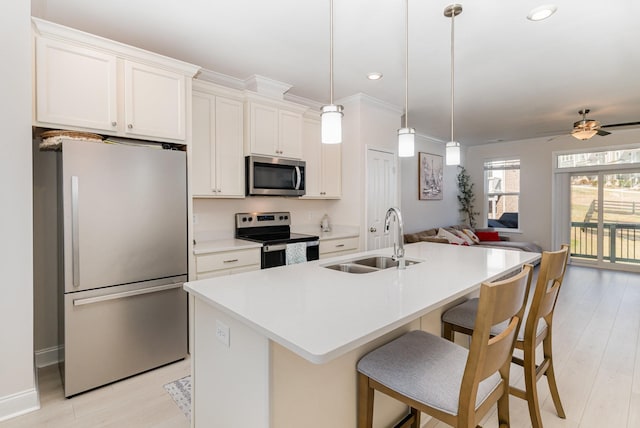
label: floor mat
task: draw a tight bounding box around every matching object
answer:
[164,375,191,420]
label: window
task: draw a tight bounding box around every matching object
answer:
[557,147,640,169]
[484,159,520,229]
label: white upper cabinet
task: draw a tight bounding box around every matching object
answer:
[192,86,244,198]
[123,61,186,141]
[244,95,306,159]
[32,18,199,143]
[278,109,303,158]
[301,117,341,199]
[247,102,279,156]
[35,37,118,132]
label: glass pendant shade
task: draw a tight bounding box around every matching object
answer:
[571,129,598,140]
[445,141,461,165]
[321,104,343,144]
[398,127,415,157]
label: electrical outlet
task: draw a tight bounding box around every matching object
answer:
[215,320,230,347]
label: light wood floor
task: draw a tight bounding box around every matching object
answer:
[2,265,639,427]
[0,358,190,428]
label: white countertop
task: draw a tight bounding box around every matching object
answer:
[193,225,359,255]
[193,239,262,255]
[184,242,540,364]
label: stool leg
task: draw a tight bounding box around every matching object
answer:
[442,322,455,342]
[410,407,420,428]
[523,343,543,428]
[543,330,566,418]
[357,372,374,428]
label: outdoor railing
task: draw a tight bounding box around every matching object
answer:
[571,222,640,264]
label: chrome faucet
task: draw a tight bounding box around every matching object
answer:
[384,207,405,269]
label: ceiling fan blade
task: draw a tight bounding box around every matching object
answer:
[596,129,611,136]
[601,121,640,129]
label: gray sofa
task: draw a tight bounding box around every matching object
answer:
[404,225,543,254]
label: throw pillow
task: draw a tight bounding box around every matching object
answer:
[452,229,475,245]
[462,228,481,244]
[475,230,501,242]
[437,228,467,245]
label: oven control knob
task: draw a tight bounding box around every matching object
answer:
[279,216,284,220]
[248,217,253,222]
[284,215,289,220]
[242,217,247,222]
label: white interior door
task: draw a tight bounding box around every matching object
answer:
[366,149,397,251]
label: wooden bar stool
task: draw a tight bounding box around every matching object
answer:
[356,264,533,428]
[442,245,569,428]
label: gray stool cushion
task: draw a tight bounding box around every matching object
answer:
[442,298,546,340]
[357,330,501,416]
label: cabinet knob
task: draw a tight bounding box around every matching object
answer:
[369,227,377,233]
[128,124,133,129]
[111,121,117,127]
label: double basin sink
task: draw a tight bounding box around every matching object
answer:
[323,255,422,274]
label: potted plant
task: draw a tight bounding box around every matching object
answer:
[457,166,480,228]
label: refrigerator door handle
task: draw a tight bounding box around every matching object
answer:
[71,176,80,288]
[73,282,184,306]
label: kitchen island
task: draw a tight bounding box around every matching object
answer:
[184,241,540,428]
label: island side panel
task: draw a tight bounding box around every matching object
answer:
[270,319,420,428]
[193,298,270,428]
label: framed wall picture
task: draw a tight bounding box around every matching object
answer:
[419,152,443,200]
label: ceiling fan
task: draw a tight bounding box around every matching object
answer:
[571,109,610,140]
[571,108,640,140]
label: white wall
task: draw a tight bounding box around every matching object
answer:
[400,134,460,233]
[465,129,640,251]
[0,0,38,421]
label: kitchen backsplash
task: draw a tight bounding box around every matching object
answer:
[193,197,345,242]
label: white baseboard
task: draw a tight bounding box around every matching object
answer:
[0,387,39,422]
[35,345,61,368]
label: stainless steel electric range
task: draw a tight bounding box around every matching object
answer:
[235,212,320,269]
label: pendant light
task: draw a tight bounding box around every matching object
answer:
[444,4,462,166]
[398,0,415,157]
[321,0,343,144]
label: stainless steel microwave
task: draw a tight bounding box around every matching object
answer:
[245,155,306,196]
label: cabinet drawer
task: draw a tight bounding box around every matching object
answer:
[196,249,260,274]
[319,237,359,255]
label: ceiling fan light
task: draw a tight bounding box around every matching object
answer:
[571,129,598,140]
[398,127,415,157]
[445,141,461,165]
[321,104,343,144]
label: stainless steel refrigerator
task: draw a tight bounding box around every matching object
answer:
[57,139,188,397]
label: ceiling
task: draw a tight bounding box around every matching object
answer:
[31,0,640,146]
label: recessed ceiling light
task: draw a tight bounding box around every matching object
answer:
[367,72,383,80]
[527,4,557,21]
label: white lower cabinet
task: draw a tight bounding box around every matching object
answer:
[192,88,244,198]
[302,117,342,198]
[195,248,260,279]
[319,236,360,259]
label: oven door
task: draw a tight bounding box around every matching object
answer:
[261,241,319,269]
[262,244,287,269]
